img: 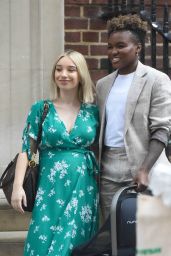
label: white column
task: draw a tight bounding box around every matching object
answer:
[0,0,64,173]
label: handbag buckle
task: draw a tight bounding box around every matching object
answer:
[28,153,37,167]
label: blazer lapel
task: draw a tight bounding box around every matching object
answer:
[124,62,147,134]
[99,72,117,155]
[100,72,118,121]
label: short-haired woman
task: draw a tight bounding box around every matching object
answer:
[96,14,171,220]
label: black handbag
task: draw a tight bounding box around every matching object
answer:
[0,102,49,212]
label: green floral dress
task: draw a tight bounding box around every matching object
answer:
[22,100,99,256]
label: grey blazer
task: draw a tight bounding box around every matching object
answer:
[96,61,171,177]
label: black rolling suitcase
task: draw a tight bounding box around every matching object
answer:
[111,185,137,256]
[71,185,137,256]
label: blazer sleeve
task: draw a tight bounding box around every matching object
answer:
[149,72,171,146]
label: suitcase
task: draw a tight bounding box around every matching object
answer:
[111,185,137,256]
[71,185,137,256]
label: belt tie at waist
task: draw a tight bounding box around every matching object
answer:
[72,149,99,176]
[40,148,99,176]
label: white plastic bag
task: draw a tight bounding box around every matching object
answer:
[136,195,171,256]
[149,150,171,207]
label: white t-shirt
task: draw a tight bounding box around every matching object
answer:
[104,72,135,147]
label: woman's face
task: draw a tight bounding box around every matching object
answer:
[107,30,141,74]
[54,56,80,91]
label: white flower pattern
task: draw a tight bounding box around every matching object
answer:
[80,205,92,223]
[23,100,99,256]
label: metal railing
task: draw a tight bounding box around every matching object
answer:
[100,0,171,75]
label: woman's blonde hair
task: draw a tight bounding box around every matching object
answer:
[51,50,95,103]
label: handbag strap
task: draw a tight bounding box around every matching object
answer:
[31,101,49,156]
[0,101,49,188]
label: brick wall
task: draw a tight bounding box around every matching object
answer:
[65,0,109,82]
[65,0,171,82]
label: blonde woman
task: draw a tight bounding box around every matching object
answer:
[11,50,99,255]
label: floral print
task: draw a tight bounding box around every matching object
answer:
[22,100,99,256]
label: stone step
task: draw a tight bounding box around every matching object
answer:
[0,190,30,255]
[0,231,27,256]
[0,207,31,231]
[0,189,31,231]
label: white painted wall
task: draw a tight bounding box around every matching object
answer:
[0,0,64,174]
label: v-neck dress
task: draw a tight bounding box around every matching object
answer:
[22,100,99,256]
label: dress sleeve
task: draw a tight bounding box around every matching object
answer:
[22,100,44,160]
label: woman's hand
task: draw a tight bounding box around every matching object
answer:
[11,152,29,213]
[11,185,27,214]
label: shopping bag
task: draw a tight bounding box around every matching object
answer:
[136,194,171,256]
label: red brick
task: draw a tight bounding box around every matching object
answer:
[90,45,107,56]
[90,18,106,30]
[83,6,101,18]
[91,0,108,3]
[90,69,108,83]
[145,44,164,56]
[154,34,162,44]
[86,58,99,69]
[83,32,99,42]
[65,0,90,4]
[65,5,81,17]
[65,18,88,29]
[65,32,81,43]
[145,57,164,70]
[156,34,169,44]
[143,0,169,5]
[65,44,88,55]
[101,32,107,43]
[156,58,165,69]
[100,58,109,69]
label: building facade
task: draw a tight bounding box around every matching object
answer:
[0,0,171,174]
[0,0,64,174]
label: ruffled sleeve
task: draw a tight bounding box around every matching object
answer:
[22,100,44,160]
